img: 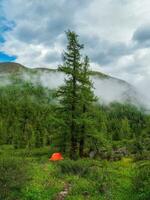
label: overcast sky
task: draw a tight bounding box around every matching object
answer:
[0,0,150,87]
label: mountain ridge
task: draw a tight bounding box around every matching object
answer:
[0,62,129,84]
[0,62,143,108]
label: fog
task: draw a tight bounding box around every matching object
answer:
[30,72,150,110]
[1,70,150,110]
[93,78,131,104]
[21,71,64,89]
[0,75,11,87]
[134,77,150,110]
[21,71,139,106]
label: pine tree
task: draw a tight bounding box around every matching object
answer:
[79,56,96,157]
[57,30,84,159]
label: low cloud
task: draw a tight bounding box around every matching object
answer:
[134,75,150,110]
[1,68,150,110]
[20,71,145,108]
[0,0,150,109]
[21,71,65,89]
[93,78,130,104]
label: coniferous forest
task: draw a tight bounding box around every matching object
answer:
[0,31,150,200]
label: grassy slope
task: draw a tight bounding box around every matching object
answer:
[0,145,140,200]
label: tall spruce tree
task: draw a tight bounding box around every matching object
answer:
[79,56,96,157]
[57,31,97,159]
[57,30,84,159]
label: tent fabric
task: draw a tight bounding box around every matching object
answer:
[49,152,64,161]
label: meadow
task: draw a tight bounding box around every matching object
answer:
[0,145,149,200]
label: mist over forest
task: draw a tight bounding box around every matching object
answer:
[0,0,150,199]
[0,62,150,111]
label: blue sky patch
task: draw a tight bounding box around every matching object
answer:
[0,52,16,62]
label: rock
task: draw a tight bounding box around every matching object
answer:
[89,151,96,158]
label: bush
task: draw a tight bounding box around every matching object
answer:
[57,159,101,177]
[133,161,150,200]
[0,157,29,200]
[58,159,89,177]
[63,160,113,199]
[133,151,150,161]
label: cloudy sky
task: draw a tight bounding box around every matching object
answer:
[0,0,150,87]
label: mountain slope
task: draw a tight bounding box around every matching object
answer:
[0,62,141,106]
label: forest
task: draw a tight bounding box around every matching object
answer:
[0,31,150,200]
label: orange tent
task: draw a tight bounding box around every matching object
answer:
[49,152,64,161]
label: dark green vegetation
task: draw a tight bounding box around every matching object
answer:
[0,31,150,199]
[57,31,96,159]
[0,80,149,159]
[0,146,149,200]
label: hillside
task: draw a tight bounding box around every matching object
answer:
[0,62,124,80]
[0,62,27,73]
[0,62,140,105]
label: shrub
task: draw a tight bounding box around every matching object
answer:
[133,151,150,161]
[57,159,101,177]
[57,159,90,177]
[0,157,29,200]
[133,161,150,200]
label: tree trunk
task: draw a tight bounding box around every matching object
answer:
[70,97,78,160]
[79,104,86,157]
[70,60,78,160]
[70,128,78,160]
[79,134,84,157]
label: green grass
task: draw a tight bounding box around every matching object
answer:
[0,145,149,200]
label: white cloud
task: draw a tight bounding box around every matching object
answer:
[0,0,150,99]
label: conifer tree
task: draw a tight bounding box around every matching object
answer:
[57,30,84,159]
[79,56,96,157]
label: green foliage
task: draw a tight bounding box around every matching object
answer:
[22,163,63,200]
[0,78,149,159]
[0,81,57,148]
[57,159,113,199]
[57,159,98,176]
[0,145,150,200]
[133,161,150,200]
[57,31,97,159]
[0,156,28,200]
[57,31,84,159]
